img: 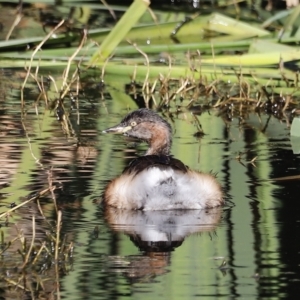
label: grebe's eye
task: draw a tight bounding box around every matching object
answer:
[131,121,137,127]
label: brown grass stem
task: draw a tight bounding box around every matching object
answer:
[55,210,62,300]
[32,242,46,265]
[21,19,65,106]
[55,210,62,263]
[21,215,36,269]
[0,187,54,219]
[5,8,22,40]
[61,29,88,96]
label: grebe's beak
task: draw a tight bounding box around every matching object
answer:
[102,124,132,134]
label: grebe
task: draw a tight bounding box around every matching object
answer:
[102,108,223,210]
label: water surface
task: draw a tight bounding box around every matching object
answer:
[1,71,300,299]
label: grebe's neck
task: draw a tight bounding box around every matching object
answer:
[144,121,172,156]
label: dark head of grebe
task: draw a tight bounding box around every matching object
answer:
[102,108,223,210]
[103,108,172,156]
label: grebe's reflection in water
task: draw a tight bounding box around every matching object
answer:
[104,207,223,281]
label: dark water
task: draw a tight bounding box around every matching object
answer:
[1,71,300,299]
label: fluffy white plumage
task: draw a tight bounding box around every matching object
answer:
[105,166,222,210]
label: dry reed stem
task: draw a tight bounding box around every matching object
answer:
[61,29,88,96]
[131,42,150,91]
[0,187,54,219]
[151,79,158,106]
[40,75,49,107]
[132,65,137,82]
[36,199,45,219]
[100,54,114,83]
[27,71,49,117]
[3,277,28,291]
[55,210,62,263]
[32,241,46,265]
[21,19,65,106]
[61,67,79,100]
[5,10,22,40]
[55,210,62,300]
[48,168,58,213]
[100,0,117,20]
[211,42,216,78]
[21,215,36,268]
[75,71,81,125]
[271,174,300,181]
[282,95,290,112]
[48,75,59,93]
[21,119,44,168]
